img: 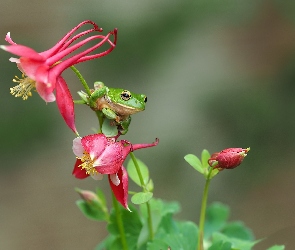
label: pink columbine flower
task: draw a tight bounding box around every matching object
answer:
[72,133,159,209]
[1,20,117,134]
[208,147,250,171]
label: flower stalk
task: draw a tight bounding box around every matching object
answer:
[129,152,145,189]
[130,152,154,241]
[112,193,128,250]
[197,167,213,250]
[70,65,91,95]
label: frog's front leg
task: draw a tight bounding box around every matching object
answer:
[89,82,107,108]
[102,112,131,135]
[117,116,131,135]
[102,107,120,121]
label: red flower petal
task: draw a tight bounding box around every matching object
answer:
[40,20,101,59]
[94,142,123,174]
[19,57,45,80]
[108,166,129,210]
[5,32,17,45]
[72,159,89,179]
[35,80,56,102]
[55,76,77,133]
[1,44,44,60]
[81,134,107,158]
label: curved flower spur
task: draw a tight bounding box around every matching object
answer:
[1,20,117,134]
[72,134,159,209]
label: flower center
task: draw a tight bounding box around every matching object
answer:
[10,74,36,100]
[77,151,99,176]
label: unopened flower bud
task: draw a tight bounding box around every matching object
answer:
[76,188,99,203]
[208,147,250,170]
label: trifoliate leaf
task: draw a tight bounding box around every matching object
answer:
[211,232,259,250]
[204,202,230,239]
[208,240,232,250]
[108,205,142,235]
[131,192,153,204]
[127,157,149,187]
[184,154,204,174]
[201,149,211,167]
[147,221,198,250]
[140,198,180,219]
[222,221,254,241]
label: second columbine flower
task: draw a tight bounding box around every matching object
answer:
[72,134,159,209]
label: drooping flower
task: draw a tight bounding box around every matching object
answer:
[72,134,159,209]
[1,20,117,133]
[208,147,250,170]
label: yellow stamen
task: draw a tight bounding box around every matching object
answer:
[77,152,99,176]
[10,74,36,100]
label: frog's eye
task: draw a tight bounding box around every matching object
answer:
[121,90,131,101]
[144,96,147,103]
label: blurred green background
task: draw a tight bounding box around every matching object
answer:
[1,0,295,249]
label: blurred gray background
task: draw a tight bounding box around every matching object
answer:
[1,0,295,249]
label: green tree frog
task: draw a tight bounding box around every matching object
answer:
[89,82,147,134]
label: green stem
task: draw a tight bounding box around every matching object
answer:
[146,201,154,241]
[70,65,91,95]
[129,152,145,188]
[198,168,213,250]
[129,152,154,240]
[112,193,128,250]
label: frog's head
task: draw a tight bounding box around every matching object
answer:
[108,88,147,114]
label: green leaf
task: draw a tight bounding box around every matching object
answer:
[184,154,204,174]
[211,232,259,250]
[146,179,154,192]
[222,221,254,241]
[107,205,142,234]
[267,245,285,250]
[147,221,198,250]
[146,239,169,250]
[95,235,117,250]
[138,199,165,247]
[173,221,198,247]
[105,204,142,250]
[137,222,151,249]
[102,118,118,137]
[201,149,211,167]
[127,157,149,186]
[96,234,141,250]
[76,199,108,221]
[204,202,230,239]
[96,188,107,208]
[138,199,180,248]
[131,192,153,204]
[156,213,178,234]
[208,240,232,250]
[140,198,180,219]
